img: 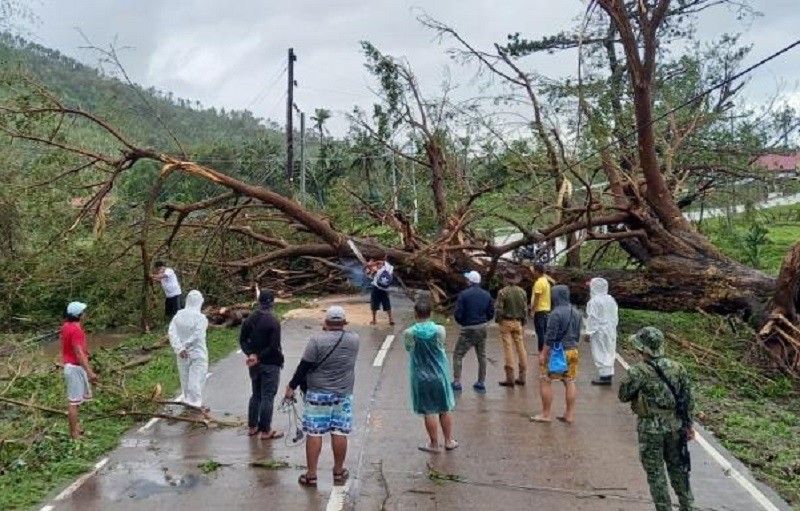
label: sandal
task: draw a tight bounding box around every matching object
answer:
[333,468,350,486]
[298,473,318,487]
[418,443,442,454]
[445,440,459,451]
[529,415,552,423]
[557,416,574,425]
[260,430,285,440]
[247,427,258,437]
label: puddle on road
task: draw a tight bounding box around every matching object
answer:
[125,472,205,500]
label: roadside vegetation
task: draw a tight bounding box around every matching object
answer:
[0,302,298,510]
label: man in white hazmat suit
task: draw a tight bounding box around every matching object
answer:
[168,290,209,408]
[585,278,618,386]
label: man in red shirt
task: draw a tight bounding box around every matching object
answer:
[61,301,98,439]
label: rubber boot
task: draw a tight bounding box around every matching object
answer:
[499,366,515,387]
[591,375,612,386]
[515,364,526,386]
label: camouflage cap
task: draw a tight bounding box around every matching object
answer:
[630,326,665,357]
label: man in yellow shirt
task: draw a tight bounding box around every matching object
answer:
[530,263,552,353]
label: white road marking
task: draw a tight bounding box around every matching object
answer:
[53,457,108,501]
[326,482,350,511]
[138,417,159,433]
[39,505,54,511]
[205,372,213,380]
[372,335,395,367]
[236,349,242,354]
[615,352,779,511]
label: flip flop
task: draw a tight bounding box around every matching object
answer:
[445,440,459,451]
[557,416,574,425]
[418,443,442,454]
[298,473,318,487]
[247,428,258,437]
[333,468,350,486]
[530,415,553,423]
[260,430,285,440]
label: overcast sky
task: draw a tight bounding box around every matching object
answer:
[23,0,800,136]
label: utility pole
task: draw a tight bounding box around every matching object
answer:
[299,111,306,201]
[286,48,297,186]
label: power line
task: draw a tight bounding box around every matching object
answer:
[246,64,288,108]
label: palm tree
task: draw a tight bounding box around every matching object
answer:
[311,108,331,141]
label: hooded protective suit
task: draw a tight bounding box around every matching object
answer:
[585,278,619,377]
[168,290,209,408]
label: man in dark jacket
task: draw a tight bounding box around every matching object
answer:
[239,290,285,440]
[451,271,494,393]
[531,285,582,424]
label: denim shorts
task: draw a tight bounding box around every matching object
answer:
[302,391,354,436]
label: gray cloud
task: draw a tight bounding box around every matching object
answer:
[28,0,800,135]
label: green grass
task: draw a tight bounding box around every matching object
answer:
[618,309,800,506]
[0,301,300,510]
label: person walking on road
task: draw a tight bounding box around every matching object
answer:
[619,327,695,511]
[151,261,183,321]
[495,271,529,387]
[451,270,494,393]
[168,290,209,410]
[61,301,98,439]
[585,277,619,386]
[531,285,581,424]
[285,306,359,487]
[240,290,285,440]
[529,263,552,353]
[404,297,458,453]
[366,257,395,326]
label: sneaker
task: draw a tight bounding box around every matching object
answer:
[451,381,463,392]
[472,382,486,393]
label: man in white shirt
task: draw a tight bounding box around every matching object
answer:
[151,261,183,320]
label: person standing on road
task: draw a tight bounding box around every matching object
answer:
[529,263,552,353]
[285,306,359,488]
[61,301,98,439]
[451,270,494,393]
[366,257,395,326]
[531,285,581,424]
[585,277,619,386]
[495,271,529,387]
[619,327,695,511]
[239,290,285,440]
[151,261,182,321]
[168,290,209,410]
[404,297,458,453]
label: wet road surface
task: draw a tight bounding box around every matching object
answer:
[44,294,788,511]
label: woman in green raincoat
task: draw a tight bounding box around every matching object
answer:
[403,297,458,453]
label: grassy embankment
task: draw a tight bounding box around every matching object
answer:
[615,202,800,506]
[0,302,299,510]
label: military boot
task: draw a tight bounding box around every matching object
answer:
[591,375,612,386]
[499,366,515,387]
[515,364,527,386]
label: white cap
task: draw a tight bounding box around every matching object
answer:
[325,305,347,322]
[67,301,87,317]
[464,271,481,285]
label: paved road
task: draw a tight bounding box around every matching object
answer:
[42,294,789,511]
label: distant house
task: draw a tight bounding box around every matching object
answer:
[752,153,799,178]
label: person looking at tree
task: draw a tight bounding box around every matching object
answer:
[365,257,395,326]
[529,263,553,353]
[531,285,581,424]
[451,270,494,393]
[239,290,284,440]
[285,306,359,487]
[151,261,183,321]
[404,297,458,453]
[168,290,209,411]
[61,301,98,439]
[495,271,529,387]
[585,277,619,386]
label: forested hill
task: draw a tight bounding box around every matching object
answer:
[0,32,282,151]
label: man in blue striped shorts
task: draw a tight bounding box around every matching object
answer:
[285,306,359,487]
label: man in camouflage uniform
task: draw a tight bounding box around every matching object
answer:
[619,327,695,511]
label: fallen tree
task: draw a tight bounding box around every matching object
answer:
[0,0,797,374]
